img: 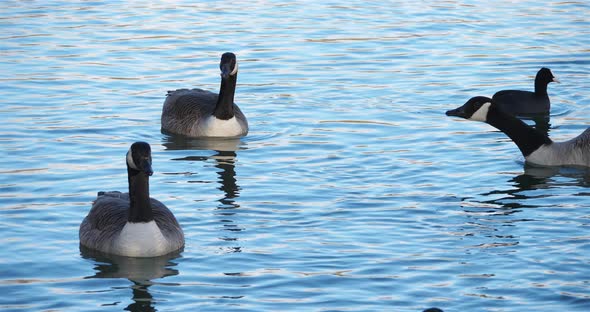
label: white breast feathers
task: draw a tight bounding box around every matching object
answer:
[195,116,245,137]
[113,221,170,257]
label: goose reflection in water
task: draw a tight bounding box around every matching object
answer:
[449,164,590,255]
[459,163,590,214]
[527,115,551,136]
[162,134,245,253]
[80,245,182,312]
[482,164,590,208]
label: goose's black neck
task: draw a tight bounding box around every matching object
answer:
[214,75,237,120]
[486,105,552,157]
[534,75,549,97]
[127,166,153,223]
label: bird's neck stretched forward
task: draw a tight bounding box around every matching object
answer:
[486,105,552,157]
[214,74,237,120]
[127,166,154,223]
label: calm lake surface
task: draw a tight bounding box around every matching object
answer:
[1,1,590,311]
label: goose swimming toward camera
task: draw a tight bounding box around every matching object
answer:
[446,96,590,167]
[161,52,248,138]
[79,142,184,257]
[492,67,559,116]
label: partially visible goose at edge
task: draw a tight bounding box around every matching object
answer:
[446,96,590,167]
[161,52,248,138]
[492,67,559,116]
[79,142,184,257]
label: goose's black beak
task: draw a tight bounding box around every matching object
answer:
[145,166,154,176]
[220,63,232,79]
[445,106,466,118]
[139,158,153,176]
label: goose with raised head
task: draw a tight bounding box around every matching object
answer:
[161,52,248,138]
[79,142,184,257]
[492,67,559,116]
[446,96,590,167]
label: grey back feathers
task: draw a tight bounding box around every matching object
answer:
[161,52,249,138]
[80,191,130,253]
[527,128,590,167]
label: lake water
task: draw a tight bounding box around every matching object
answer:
[1,1,590,311]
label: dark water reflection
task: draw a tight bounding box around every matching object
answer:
[161,132,245,153]
[519,164,590,188]
[162,134,244,252]
[529,115,551,134]
[500,164,590,196]
[162,134,243,202]
[464,164,590,213]
[80,246,182,312]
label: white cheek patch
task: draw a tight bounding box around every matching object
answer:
[230,61,238,76]
[126,149,138,170]
[470,102,491,122]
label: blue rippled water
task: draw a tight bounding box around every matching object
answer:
[1,1,589,311]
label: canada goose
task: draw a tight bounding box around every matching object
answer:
[79,142,184,257]
[492,67,559,116]
[446,96,590,167]
[161,52,248,138]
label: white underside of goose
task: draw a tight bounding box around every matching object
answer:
[194,116,245,137]
[113,221,170,257]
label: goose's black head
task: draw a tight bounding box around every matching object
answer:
[446,96,492,122]
[126,142,153,176]
[537,67,559,84]
[220,52,238,79]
